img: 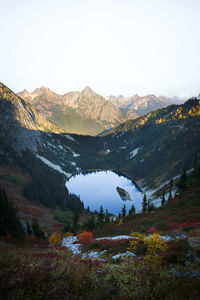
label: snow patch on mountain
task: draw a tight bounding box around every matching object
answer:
[64,134,77,143]
[35,154,71,178]
[66,146,80,157]
[130,147,141,159]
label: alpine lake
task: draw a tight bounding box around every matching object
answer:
[66,170,143,215]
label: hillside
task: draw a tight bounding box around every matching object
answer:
[0,83,64,152]
[94,187,200,237]
[0,83,87,218]
[100,99,200,197]
[0,164,64,232]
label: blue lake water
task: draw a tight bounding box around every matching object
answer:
[66,170,143,215]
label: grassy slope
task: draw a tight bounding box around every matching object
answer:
[94,187,200,237]
[0,165,64,232]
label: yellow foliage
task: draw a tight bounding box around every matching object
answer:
[129,232,145,252]
[48,232,63,245]
[144,233,168,256]
[48,232,73,245]
[118,218,124,226]
[155,118,165,124]
[129,232,168,271]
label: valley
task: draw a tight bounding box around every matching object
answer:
[1,82,200,299]
[1,82,200,216]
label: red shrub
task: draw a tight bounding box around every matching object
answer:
[146,226,158,234]
[77,231,93,245]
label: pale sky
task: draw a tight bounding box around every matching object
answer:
[0,0,200,98]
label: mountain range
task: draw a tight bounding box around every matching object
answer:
[107,94,185,116]
[18,86,185,136]
[1,82,199,197]
[18,86,131,136]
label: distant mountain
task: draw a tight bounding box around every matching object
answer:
[107,94,186,116]
[18,87,138,136]
[18,86,186,136]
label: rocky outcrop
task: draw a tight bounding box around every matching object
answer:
[0,83,64,153]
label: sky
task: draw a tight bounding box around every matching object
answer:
[0,0,200,98]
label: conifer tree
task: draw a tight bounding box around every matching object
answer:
[87,215,96,230]
[128,204,136,215]
[177,168,187,193]
[0,188,25,239]
[161,190,165,206]
[98,205,104,224]
[168,178,173,200]
[122,204,126,217]
[142,193,147,213]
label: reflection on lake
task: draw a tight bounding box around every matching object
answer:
[66,170,143,215]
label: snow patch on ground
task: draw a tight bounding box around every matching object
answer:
[35,154,71,178]
[112,251,136,260]
[97,235,131,240]
[62,234,172,260]
[130,147,141,159]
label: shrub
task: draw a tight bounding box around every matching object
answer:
[77,231,93,245]
[48,232,63,245]
[146,226,158,234]
[162,239,191,265]
[129,232,168,271]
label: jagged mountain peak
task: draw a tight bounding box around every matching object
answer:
[33,86,51,94]
[81,86,96,95]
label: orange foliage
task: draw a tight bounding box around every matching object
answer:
[77,231,93,245]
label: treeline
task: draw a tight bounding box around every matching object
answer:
[0,187,47,240]
[21,151,84,212]
[62,205,113,234]
[0,143,84,212]
[176,155,200,193]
